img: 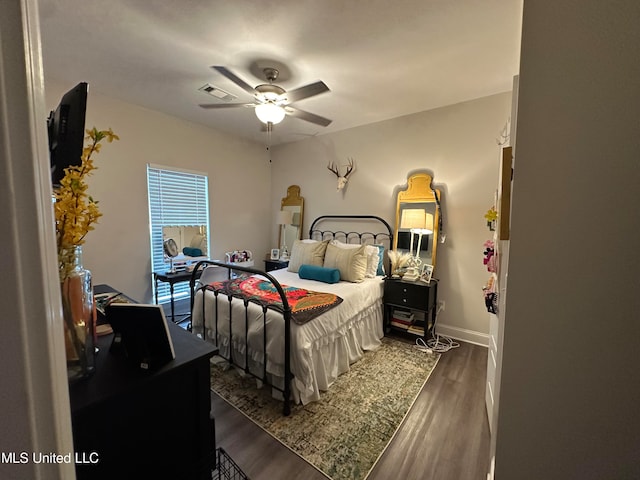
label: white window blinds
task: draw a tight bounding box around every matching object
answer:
[147,164,210,302]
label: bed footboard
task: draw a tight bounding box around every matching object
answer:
[189,260,293,416]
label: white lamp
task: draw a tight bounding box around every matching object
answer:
[277,210,294,260]
[255,103,285,125]
[400,208,427,257]
[414,213,434,257]
[400,209,434,280]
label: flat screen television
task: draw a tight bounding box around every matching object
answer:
[47,82,88,187]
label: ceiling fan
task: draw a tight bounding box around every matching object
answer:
[199,66,332,127]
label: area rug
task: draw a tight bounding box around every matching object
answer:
[209,337,440,480]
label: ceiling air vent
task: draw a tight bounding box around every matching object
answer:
[198,83,237,102]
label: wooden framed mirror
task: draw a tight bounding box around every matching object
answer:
[279,185,304,256]
[393,173,441,270]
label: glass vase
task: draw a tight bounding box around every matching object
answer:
[60,245,96,383]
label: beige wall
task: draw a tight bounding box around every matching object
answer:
[47,78,511,340]
[271,92,513,343]
[46,80,271,303]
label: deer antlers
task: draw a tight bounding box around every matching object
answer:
[327,158,354,178]
[344,157,354,178]
[327,158,355,190]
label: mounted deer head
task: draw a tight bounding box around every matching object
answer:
[327,158,355,191]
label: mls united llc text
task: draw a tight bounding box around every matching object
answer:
[1,451,99,464]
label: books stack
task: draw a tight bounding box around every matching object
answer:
[390,309,415,330]
[407,324,425,336]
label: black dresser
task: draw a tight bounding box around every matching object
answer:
[69,289,217,479]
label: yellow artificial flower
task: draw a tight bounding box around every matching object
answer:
[54,127,119,277]
[484,206,498,223]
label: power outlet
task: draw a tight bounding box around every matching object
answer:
[439,300,445,312]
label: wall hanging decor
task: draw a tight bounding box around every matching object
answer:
[498,146,513,240]
[483,275,498,314]
[327,158,355,191]
[485,206,498,231]
[482,240,497,273]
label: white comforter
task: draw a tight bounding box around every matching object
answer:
[191,268,384,404]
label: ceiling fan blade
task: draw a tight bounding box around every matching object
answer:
[285,106,332,127]
[211,66,256,96]
[285,81,330,103]
[199,103,255,109]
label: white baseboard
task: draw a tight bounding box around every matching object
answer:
[434,323,489,347]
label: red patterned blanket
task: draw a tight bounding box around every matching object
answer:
[206,276,343,325]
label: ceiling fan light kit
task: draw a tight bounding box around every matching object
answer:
[255,103,285,124]
[199,65,332,129]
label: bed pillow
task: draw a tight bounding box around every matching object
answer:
[182,247,203,257]
[287,240,329,273]
[329,241,379,278]
[323,243,367,283]
[298,264,341,284]
[373,244,385,276]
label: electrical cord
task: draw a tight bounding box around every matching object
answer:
[414,302,460,353]
[424,334,460,353]
[414,337,433,354]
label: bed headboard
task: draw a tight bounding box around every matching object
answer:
[308,215,393,249]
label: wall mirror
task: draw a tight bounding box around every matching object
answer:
[279,185,304,256]
[162,225,208,257]
[393,173,441,271]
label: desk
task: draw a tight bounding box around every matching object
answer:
[70,290,217,479]
[154,269,201,322]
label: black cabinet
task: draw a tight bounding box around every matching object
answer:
[69,320,217,479]
[384,277,438,338]
[264,259,289,272]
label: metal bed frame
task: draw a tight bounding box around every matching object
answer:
[189,215,393,416]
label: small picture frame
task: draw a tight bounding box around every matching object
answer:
[421,264,434,283]
[270,248,280,260]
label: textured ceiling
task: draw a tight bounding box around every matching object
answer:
[38,0,523,146]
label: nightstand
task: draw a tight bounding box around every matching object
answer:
[264,259,289,272]
[383,277,438,339]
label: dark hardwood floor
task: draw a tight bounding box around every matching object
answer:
[210,338,491,480]
[161,298,490,478]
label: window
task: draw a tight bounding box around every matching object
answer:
[147,164,210,302]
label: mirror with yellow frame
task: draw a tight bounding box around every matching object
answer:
[278,185,304,258]
[393,173,441,275]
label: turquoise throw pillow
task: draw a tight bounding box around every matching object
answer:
[298,264,341,284]
[373,244,385,275]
